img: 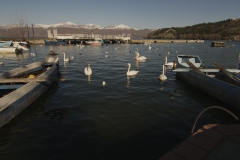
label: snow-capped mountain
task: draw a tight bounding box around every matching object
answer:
[78,23,104,29]
[104,24,132,30]
[35,22,78,28]
[32,22,135,30]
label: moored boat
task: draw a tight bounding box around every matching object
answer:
[211,41,225,47]
[12,41,30,49]
[0,47,23,53]
[85,38,103,46]
[44,39,67,45]
[172,55,240,109]
[0,40,23,53]
[0,41,12,48]
[0,51,61,128]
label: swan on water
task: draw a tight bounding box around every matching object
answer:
[30,53,36,56]
[164,56,175,69]
[62,52,70,62]
[70,56,74,61]
[148,45,151,49]
[84,64,92,75]
[102,81,106,86]
[135,52,147,60]
[159,65,167,81]
[126,63,139,76]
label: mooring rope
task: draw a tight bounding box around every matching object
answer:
[191,106,239,134]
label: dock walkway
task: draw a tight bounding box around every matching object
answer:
[159,124,240,160]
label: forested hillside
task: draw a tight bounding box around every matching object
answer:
[145,18,240,40]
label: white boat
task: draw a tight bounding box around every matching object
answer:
[85,39,103,46]
[12,41,30,48]
[172,55,240,109]
[13,42,29,50]
[0,52,61,128]
[176,55,202,68]
[173,55,240,73]
[0,41,12,48]
[0,47,23,53]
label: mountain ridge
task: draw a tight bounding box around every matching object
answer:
[145,18,240,40]
[0,22,141,30]
[0,22,153,39]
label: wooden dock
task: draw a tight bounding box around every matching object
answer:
[129,39,204,44]
[159,124,240,160]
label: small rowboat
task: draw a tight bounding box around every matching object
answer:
[172,55,240,109]
[0,51,62,128]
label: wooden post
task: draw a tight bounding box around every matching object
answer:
[213,62,240,83]
[186,61,204,73]
[26,25,29,38]
[31,23,35,39]
[238,53,240,69]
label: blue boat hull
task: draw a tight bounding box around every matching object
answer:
[44,40,67,45]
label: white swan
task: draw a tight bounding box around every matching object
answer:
[148,45,151,49]
[63,52,70,62]
[126,63,139,76]
[30,53,36,56]
[164,56,175,69]
[159,65,167,81]
[102,81,106,86]
[135,52,147,60]
[70,56,74,61]
[84,64,92,75]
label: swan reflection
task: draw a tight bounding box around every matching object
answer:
[87,75,91,83]
[135,59,146,68]
[63,62,68,71]
[126,76,130,87]
[126,75,137,87]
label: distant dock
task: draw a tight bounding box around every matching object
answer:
[27,39,204,45]
[129,39,204,44]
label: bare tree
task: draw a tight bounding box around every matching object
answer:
[10,12,28,41]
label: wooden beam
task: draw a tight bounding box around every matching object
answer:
[186,61,204,74]
[212,62,240,83]
[0,77,65,83]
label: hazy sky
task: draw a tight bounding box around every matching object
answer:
[1,0,239,29]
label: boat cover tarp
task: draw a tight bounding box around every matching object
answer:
[0,41,12,48]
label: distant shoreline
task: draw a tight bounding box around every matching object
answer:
[1,37,239,45]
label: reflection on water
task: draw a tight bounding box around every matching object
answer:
[43,108,68,123]
[0,41,240,160]
[135,59,146,68]
[63,61,68,71]
[87,75,91,83]
[0,53,27,60]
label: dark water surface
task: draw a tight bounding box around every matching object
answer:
[0,40,240,160]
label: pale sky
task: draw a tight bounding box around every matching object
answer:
[0,0,239,29]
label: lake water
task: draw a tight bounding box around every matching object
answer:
[0,40,240,160]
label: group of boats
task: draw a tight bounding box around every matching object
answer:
[0,51,61,128]
[171,55,240,109]
[44,39,67,45]
[0,40,29,53]
[44,38,104,46]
